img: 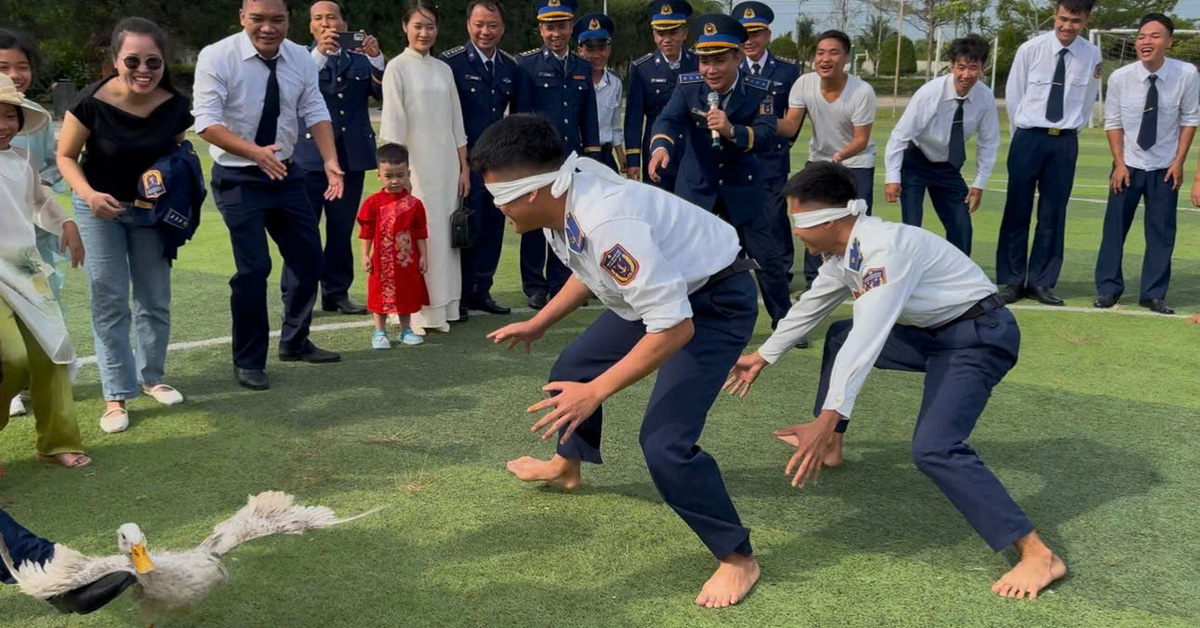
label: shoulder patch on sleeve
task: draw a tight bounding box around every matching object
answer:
[633,52,654,66]
[600,243,641,285]
[775,56,797,66]
[745,76,771,91]
[679,72,703,84]
[862,266,887,291]
[442,45,465,58]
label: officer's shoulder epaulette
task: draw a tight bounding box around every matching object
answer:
[744,76,771,90]
[632,52,654,66]
[498,49,516,62]
[519,48,541,58]
[774,55,797,66]
[441,45,466,59]
[679,72,703,84]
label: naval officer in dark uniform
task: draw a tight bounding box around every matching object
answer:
[623,0,698,191]
[514,0,601,309]
[440,0,518,316]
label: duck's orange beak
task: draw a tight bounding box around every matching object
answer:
[129,544,155,574]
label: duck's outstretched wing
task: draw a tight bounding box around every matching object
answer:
[0,535,134,599]
[198,491,380,557]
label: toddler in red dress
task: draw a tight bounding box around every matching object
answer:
[358,144,429,348]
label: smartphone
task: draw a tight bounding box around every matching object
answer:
[336,31,366,51]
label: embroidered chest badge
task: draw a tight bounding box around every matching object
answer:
[601,243,640,285]
[847,238,862,272]
[862,266,887,291]
[141,170,166,200]
[565,213,586,253]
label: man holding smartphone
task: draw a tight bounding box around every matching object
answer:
[288,0,385,315]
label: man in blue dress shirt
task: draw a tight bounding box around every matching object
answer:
[623,0,698,191]
[289,0,383,316]
[441,0,518,317]
[515,0,601,310]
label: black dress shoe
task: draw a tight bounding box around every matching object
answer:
[279,343,342,363]
[465,297,512,315]
[997,284,1024,304]
[1139,298,1175,315]
[47,572,138,615]
[1094,294,1119,309]
[235,368,269,390]
[794,336,810,349]
[528,293,548,310]
[1029,286,1064,306]
[321,298,367,315]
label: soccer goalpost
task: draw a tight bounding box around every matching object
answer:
[1089,28,1200,127]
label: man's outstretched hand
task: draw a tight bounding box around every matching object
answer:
[723,352,769,397]
[487,320,546,354]
[774,410,842,488]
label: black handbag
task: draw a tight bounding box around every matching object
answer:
[450,197,476,249]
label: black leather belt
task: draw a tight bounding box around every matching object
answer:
[930,293,1004,333]
[600,143,614,152]
[703,258,759,290]
[1025,127,1076,136]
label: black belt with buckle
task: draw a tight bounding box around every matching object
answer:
[930,293,1005,333]
[1027,127,1076,137]
[703,258,759,290]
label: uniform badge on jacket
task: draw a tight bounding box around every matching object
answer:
[601,243,640,284]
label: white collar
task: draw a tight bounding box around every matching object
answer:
[748,51,769,71]
[239,31,283,61]
[1135,58,1171,82]
[471,42,497,65]
[941,74,975,103]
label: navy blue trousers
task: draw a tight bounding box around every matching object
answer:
[1095,167,1177,301]
[714,199,792,327]
[814,308,1034,552]
[765,175,796,286]
[212,165,324,370]
[281,169,365,307]
[550,271,758,558]
[461,170,508,304]
[899,147,973,255]
[0,509,55,584]
[804,166,874,283]
[996,128,1078,289]
[519,231,572,298]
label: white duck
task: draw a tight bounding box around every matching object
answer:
[0,491,378,627]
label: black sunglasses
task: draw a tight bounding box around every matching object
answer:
[121,56,164,71]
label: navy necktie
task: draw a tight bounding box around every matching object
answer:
[948,98,967,169]
[484,59,494,80]
[1138,74,1159,151]
[255,56,280,147]
[1045,48,1068,123]
[752,64,761,76]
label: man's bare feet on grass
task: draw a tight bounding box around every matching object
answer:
[695,552,759,608]
[777,431,844,467]
[505,454,582,489]
[992,531,1067,600]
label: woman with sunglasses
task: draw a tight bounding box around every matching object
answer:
[57,17,194,434]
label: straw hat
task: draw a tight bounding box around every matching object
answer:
[0,74,50,136]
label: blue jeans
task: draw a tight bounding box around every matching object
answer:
[73,195,172,401]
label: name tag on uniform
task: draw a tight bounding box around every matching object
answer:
[573,75,587,81]
[538,71,555,77]
[465,74,482,81]
[502,77,512,83]
[690,107,706,117]
[651,78,669,84]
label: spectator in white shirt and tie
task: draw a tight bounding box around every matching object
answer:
[884,35,1000,255]
[1097,13,1199,315]
[192,0,346,391]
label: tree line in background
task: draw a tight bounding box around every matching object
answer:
[0,0,1194,100]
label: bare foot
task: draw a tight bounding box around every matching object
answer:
[776,431,844,467]
[992,532,1066,600]
[505,454,582,489]
[695,552,759,608]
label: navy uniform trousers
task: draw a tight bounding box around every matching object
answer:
[764,175,795,286]
[712,198,792,327]
[1094,166,1177,302]
[212,165,324,370]
[996,128,1078,289]
[815,303,1035,552]
[1,509,54,583]
[551,271,759,558]
[280,169,366,308]
[803,167,874,284]
[461,170,509,305]
[899,146,973,255]
[520,232,572,299]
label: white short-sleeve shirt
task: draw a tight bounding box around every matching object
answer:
[787,73,877,169]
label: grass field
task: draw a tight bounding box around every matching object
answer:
[2,110,1200,628]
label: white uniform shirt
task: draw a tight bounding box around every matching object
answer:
[1006,31,1102,133]
[884,75,1000,189]
[787,73,877,169]
[759,215,996,418]
[1104,58,1200,171]
[192,31,331,167]
[594,69,624,146]
[546,173,741,333]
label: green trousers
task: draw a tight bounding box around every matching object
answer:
[0,296,84,456]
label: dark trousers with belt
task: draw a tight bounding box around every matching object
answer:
[715,198,792,326]
[765,175,796,285]
[996,128,1078,289]
[461,170,508,305]
[1,509,55,583]
[900,146,973,254]
[282,169,365,308]
[814,302,1034,551]
[520,232,572,299]
[1095,166,1177,302]
[212,165,324,370]
[804,166,874,283]
[551,271,758,558]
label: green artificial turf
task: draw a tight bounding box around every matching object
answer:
[1,111,1198,627]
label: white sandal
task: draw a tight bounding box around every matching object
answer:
[142,383,184,406]
[100,408,130,434]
